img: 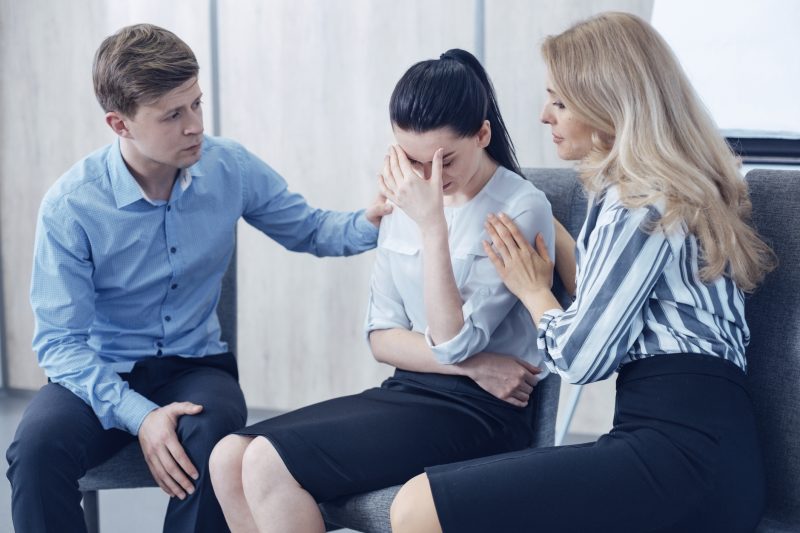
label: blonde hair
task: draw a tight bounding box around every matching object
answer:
[542,12,775,292]
[93,24,199,117]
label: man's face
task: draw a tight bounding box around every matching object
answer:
[116,77,204,176]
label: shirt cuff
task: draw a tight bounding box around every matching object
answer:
[116,390,160,435]
[364,320,408,342]
[536,308,563,363]
[423,325,470,365]
[424,299,483,364]
[354,210,379,243]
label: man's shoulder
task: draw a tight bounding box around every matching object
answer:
[199,135,248,159]
[44,144,114,206]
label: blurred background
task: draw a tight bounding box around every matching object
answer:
[1,1,797,531]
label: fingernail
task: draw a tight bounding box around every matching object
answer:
[499,212,508,219]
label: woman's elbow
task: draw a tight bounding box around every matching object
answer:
[368,331,389,363]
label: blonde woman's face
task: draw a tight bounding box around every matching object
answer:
[540,75,594,161]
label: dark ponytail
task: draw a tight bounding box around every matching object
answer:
[389,48,521,176]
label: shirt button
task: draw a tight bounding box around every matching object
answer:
[167,205,172,212]
[156,341,163,348]
[170,247,177,253]
[156,349,163,356]
[165,316,172,322]
[171,284,178,290]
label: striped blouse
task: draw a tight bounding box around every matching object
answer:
[538,185,749,385]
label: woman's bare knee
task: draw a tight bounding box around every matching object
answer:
[391,473,443,533]
[209,434,253,491]
[241,436,299,501]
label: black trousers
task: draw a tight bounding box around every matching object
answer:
[6,353,246,533]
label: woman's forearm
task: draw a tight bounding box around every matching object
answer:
[520,287,563,325]
[369,328,466,376]
[420,218,465,345]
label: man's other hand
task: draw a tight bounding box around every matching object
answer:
[138,402,203,499]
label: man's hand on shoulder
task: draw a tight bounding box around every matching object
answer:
[138,402,203,499]
[365,191,393,228]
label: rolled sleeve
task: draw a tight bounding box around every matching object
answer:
[537,308,565,371]
[424,298,487,364]
[364,236,411,340]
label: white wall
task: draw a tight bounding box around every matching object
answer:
[652,0,800,137]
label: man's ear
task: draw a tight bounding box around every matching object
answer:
[477,119,492,149]
[105,111,132,138]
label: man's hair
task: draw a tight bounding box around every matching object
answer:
[93,23,199,117]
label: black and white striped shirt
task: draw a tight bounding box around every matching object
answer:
[538,185,748,384]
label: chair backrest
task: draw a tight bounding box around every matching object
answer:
[742,169,800,532]
[218,250,237,352]
[521,168,586,448]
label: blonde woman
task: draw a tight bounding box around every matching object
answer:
[390,12,775,533]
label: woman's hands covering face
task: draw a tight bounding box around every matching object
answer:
[378,144,445,227]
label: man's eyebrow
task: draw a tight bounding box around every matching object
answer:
[163,94,203,115]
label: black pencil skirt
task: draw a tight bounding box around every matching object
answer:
[234,369,535,502]
[427,353,766,533]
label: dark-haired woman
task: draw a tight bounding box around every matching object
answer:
[209,49,554,533]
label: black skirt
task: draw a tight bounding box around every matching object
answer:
[235,369,535,502]
[427,353,766,533]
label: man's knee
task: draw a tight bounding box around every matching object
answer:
[177,406,246,462]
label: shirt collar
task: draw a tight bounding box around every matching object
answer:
[107,137,204,209]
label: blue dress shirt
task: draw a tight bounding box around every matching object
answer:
[31,135,377,434]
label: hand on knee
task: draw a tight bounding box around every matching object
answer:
[391,473,443,533]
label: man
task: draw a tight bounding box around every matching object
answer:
[6,23,389,533]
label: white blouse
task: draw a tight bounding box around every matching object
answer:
[365,166,555,373]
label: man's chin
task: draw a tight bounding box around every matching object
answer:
[179,153,202,168]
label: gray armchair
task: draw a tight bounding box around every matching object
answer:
[742,169,800,533]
